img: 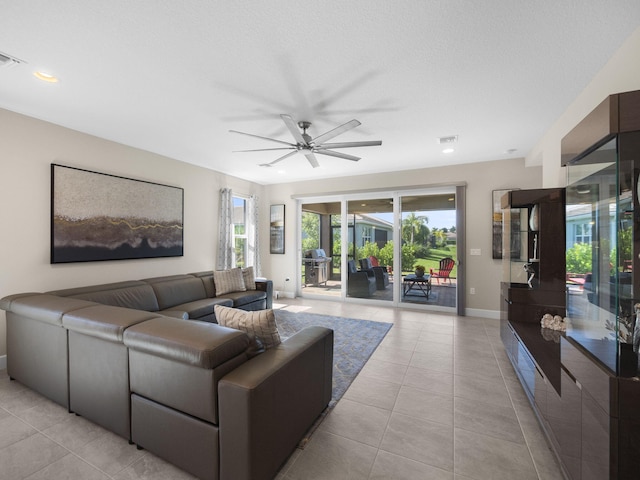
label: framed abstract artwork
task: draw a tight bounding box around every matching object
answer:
[51,164,184,263]
[270,204,285,254]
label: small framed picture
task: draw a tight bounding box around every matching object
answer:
[270,204,285,254]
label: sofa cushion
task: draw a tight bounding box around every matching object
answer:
[221,290,266,309]
[166,297,233,320]
[146,276,207,310]
[62,305,159,342]
[123,316,251,369]
[242,266,256,291]
[213,268,246,295]
[49,282,161,312]
[214,305,281,349]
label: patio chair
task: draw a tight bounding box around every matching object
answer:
[347,260,376,297]
[430,257,455,285]
[359,257,389,290]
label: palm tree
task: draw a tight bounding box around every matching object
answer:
[402,213,428,244]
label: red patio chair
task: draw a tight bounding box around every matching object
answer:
[430,257,455,285]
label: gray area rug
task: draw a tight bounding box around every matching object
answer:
[275,310,393,408]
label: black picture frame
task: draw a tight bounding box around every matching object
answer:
[51,164,184,263]
[270,204,285,254]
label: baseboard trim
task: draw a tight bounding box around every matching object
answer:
[0,355,6,371]
[465,308,500,319]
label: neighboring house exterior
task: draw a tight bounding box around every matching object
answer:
[349,213,393,249]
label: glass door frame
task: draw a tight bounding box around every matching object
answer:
[295,184,466,315]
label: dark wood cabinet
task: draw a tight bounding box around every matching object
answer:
[502,90,640,480]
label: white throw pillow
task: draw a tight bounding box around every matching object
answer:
[213,268,247,295]
[214,305,281,349]
[242,266,256,291]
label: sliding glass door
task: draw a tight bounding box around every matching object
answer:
[400,192,457,310]
[346,198,393,302]
[298,185,463,313]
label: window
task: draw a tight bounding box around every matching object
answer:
[233,196,247,267]
[574,223,592,244]
[361,226,372,245]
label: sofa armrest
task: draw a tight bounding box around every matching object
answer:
[218,326,333,480]
[254,279,273,309]
[160,309,189,320]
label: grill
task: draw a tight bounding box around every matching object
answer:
[303,249,332,286]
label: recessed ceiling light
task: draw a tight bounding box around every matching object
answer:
[505,148,518,154]
[34,71,59,83]
[277,170,286,174]
[442,148,455,154]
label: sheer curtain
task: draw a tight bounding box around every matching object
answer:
[217,188,233,270]
[247,194,261,276]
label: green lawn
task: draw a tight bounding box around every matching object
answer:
[410,245,457,278]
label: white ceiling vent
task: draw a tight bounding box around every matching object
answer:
[0,51,24,69]
[438,135,458,144]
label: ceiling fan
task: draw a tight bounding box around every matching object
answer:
[229,114,382,168]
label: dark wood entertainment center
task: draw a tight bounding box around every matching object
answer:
[500,90,640,480]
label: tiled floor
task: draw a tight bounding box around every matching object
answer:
[0,298,565,480]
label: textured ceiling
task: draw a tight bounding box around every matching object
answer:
[1,1,639,185]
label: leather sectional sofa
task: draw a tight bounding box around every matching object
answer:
[0,271,334,480]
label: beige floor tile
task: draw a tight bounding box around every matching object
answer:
[342,375,401,410]
[320,398,391,448]
[403,366,454,396]
[0,433,68,480]
[369,450,453,480]
[453,374,512,407]
[75,430,146,476]
[454,396,525,445]
[380,412,454,472]
[286,430,377,480]
[112,452,198,480]
[0,414,37,450]
[42,413,110,453]
[454,428,537,480]
[370,344,414,365]
[24,453,111,480]
[14,398,71,431]
[394,385,454,426]
[414,339,454,356]
[409,350,454,373]
[358,358,408,385]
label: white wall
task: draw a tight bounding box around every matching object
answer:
[263,158,543,315]
[528,26,640,188]
[0,109,265,357]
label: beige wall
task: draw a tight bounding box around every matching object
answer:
[528,26,640,188]
[0,109,264,357]
[262,158,542,316]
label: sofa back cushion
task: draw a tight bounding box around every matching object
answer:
[146,276,207,310]
[48,281,160,312]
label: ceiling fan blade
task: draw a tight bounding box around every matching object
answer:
[233,147,296,153]
[314,149,360,162]
[304,152,320,168]
[229,130,295,147]
[312,119,360,144]
[259,150,298,167]
[280,114,307,145]
[319,140,382,149]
